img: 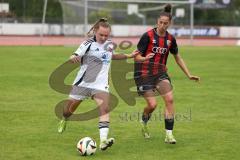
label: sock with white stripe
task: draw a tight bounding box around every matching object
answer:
[99,121,109,142]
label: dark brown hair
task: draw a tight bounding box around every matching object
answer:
[87,18,111,37]
[159,4,172,20]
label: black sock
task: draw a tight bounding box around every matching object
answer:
[142,113,151,124]
[165,118,174,130]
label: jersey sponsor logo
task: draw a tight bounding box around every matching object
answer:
[102,54,107,59]
[101,53,111,64]
[152,47,167,54]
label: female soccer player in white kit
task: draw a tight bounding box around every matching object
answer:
[57,18,136,151]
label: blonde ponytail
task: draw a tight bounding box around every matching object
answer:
[87,18,111,37]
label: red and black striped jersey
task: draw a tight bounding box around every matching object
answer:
[134,28,178,78]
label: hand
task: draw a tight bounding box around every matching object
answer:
[70,55,81,63]
[145,53,155,61]
[126,50,141,58]
[189,75,200,82]
[130,50,140,58]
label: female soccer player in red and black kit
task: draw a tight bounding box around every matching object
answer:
[134,4,200,144]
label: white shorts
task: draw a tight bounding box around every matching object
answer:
[69,85,108,100]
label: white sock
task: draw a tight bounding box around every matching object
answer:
[166,130,173,135]
[99,128,109,142]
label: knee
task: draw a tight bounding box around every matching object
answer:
[147,101,157,110]
[165,97,174,106]
[99,106,109,115]
[63,99,80,117]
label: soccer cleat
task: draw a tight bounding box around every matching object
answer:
[58,119,67,133]
[141,121,150,139]
[165,133,176,144]
[99,138,115,151]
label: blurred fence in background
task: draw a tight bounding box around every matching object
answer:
[0,0,239,46]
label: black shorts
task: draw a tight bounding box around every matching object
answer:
[135,73,172,96]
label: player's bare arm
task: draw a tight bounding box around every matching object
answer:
[173,53,200,82]
[134,50,155,62]
[112,50,138,60]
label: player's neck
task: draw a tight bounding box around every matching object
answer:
[156,28,166,37]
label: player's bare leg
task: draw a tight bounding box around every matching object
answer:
[141,91,157,139]
[93,92,114,150]
[157,79,176,144]
[58,99,81,133]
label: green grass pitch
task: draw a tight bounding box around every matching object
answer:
[0,46,239,160]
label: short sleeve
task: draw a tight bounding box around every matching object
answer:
[137,32,150,55]
[169,37,178,55]
[74,41,92,57]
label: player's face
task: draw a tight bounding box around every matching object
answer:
[95,26,111,44]
[157,16,171,33]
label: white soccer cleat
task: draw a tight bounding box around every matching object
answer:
[58,119,67,133]
[99,138,115,151]
[165,133,176,144]
[141,120,150,139]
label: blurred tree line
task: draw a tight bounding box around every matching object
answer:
[1,0,240,26]
[2,0,63,23]
[194,0,240,26]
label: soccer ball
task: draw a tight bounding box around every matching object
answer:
[77,137,97,156]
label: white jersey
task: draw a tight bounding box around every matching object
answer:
[72,37,114,92]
